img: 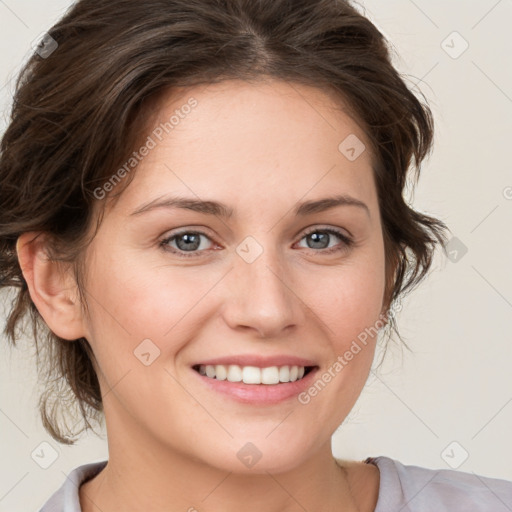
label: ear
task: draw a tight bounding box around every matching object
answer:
[16,232,87,341]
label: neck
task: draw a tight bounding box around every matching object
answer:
[79,419,361,512]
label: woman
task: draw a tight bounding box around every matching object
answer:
[1,0,511,510]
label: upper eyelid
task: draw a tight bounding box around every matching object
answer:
[301,225,351,238]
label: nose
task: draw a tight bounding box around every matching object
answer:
[221,241,305,339]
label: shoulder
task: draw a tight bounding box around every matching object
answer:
[366,455,512,512]
[38,460,107,512]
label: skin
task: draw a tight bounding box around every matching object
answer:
[18,79,387,511]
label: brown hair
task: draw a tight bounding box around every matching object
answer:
[0,0,449,444]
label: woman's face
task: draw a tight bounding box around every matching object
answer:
[79,79,386,473]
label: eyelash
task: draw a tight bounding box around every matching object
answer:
[159,226,354,259]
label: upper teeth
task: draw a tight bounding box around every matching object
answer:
[197,364,306,384]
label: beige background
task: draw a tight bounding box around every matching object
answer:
[1,0,511,510]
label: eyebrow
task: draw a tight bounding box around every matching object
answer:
[130,194,370,218]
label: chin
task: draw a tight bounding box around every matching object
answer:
[194,434,318,475]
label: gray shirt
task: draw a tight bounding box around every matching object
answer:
[38,456,512,511]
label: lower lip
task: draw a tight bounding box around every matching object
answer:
[192,367,319,404]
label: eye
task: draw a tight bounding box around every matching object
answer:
[159,226,354,259]
[295,227,353,254]
[159,230,217,258]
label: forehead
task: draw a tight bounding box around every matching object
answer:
[112,79,377,217]
[148,78,369,153]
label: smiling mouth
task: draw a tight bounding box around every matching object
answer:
[192,364,316,385]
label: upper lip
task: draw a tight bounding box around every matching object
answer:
[192,355,318,368]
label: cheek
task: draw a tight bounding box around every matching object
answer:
[82,248,224,362]
[296,263,385,422]
[298,253,386,410]
[81,258,203,401]
[307,258,386,344]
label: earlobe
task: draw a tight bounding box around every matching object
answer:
[16,232,87,341]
